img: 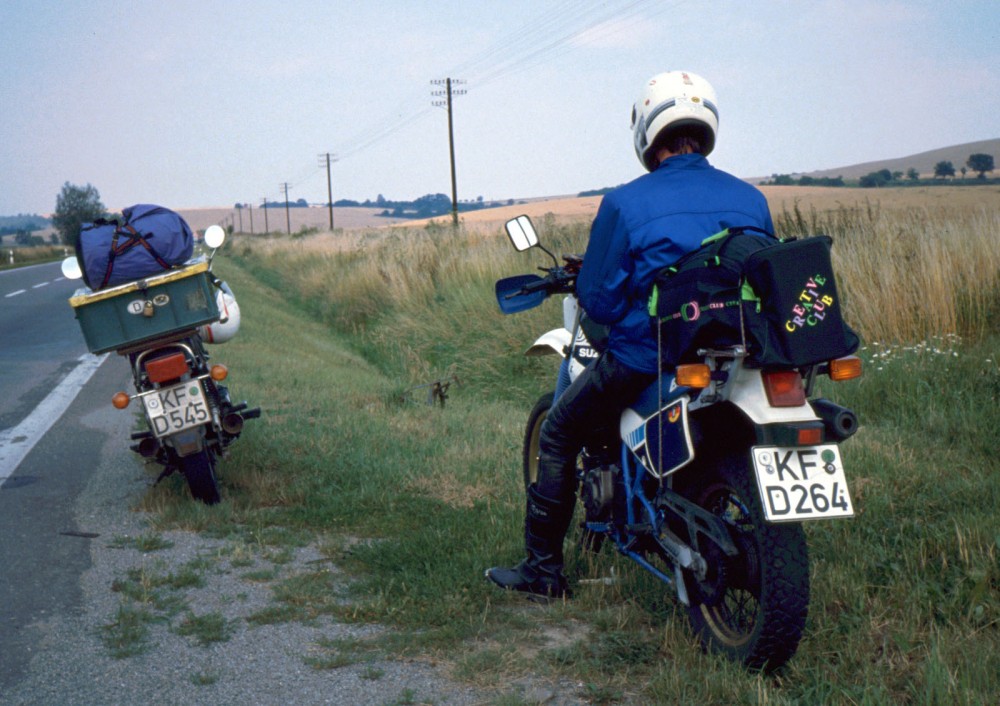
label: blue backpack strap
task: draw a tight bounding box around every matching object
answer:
[99,223,173,289]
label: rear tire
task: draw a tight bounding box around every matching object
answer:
[681,454,809,672]
[178,448,220,505]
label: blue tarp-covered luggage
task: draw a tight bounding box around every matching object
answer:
[76,204,195,290]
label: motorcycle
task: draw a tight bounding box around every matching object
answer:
[496,215,861,671]
[63,225,259,504]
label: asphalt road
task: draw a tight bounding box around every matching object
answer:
[0,261,131,691]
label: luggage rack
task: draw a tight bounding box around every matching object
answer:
[68,258,219,355]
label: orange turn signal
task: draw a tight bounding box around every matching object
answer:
[112,392,131,409]
[210,364,229,381]
[829,356,862,382]
[675,363,712,388]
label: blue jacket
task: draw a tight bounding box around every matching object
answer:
[577,153,774,373]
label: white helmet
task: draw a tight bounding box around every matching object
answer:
[631,71,719,171]
[198,284,241,344]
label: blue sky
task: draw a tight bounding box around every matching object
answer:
[1,0,997,215]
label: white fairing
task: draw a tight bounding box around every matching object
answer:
[525,329,572,358]
[198,288,241,344]
[710,365,821,424]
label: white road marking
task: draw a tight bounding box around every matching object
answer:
[0,353,109,482]
[4,290,26,298]
[32,282,49,289]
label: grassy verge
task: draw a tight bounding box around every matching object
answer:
[134,214,999,704]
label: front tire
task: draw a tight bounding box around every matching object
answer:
[523,392,555,491]
[522,391,605,554]
[682,454,809,672]
[178,448,221,505]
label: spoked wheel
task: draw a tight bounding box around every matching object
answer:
[682,454,809,672]
[522,392,604,553]
[178,448,221,505]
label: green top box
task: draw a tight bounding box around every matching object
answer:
[69,259,220,354]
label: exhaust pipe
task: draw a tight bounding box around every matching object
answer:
[222,412,245,435]
[136,436,161,458]
[810,398,859,441]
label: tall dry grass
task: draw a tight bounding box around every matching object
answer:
[776,201,1000,344]
[238,200,1000,355]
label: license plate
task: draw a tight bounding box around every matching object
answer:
[751,445,854,522]
[142,380,211,438]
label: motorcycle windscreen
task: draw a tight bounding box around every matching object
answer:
[495,275,548,314]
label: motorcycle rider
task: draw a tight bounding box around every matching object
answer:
[486,71,775,598]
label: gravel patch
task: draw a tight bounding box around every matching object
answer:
[3,443,590,706]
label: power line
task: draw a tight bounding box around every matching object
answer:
[246,1,681,207]
[278,182,291,234]
[318,153,339,229]
[431,79,466,226]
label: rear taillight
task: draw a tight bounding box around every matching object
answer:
[797,427,824,445]
[145,352,189,384]
[763,370,806,407]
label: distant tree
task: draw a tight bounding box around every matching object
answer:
[892,171,903,181]
[412,193,451,217]
[933,161,955,180]
[53,182,106,247]
[907,168,920,181]
[966,153,995,179]
[859,169,893,188]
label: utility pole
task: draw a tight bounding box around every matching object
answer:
[237,205,243,233]
[248,202,254,235]
[431,77,466,227]
[318,152,339,230]
[279,182,291,234]
[261,197,269,233]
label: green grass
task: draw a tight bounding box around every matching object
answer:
[174,611,234,646]
[128,216,1000,704]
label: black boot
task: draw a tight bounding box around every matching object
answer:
[485,485,575,599]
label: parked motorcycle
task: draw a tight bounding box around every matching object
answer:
[496,215,861,671]
[63,225,258,504]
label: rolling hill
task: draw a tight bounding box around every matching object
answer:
[794,138,999,180]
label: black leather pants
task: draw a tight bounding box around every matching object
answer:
[534,350,656,503]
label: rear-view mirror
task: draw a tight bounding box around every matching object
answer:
[504,215,539,252]
[61,256,82,280]
[204,225,226,249]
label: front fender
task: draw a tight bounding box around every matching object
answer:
[525,328,572,358]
